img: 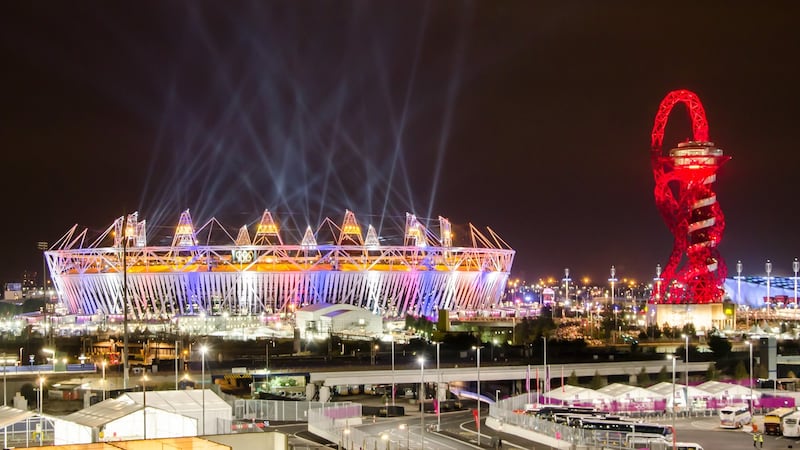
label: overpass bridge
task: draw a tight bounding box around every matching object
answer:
[309,360,711,387]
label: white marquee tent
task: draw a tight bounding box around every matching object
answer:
[646,382,716,409]
[543,385,613,405]
[121,389,232,435]
[53,396,197,444]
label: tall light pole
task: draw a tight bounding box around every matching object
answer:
[609,265,618,339]
[200,345,207,435]
[670,355,677,450]
[418,357,425,449]
[101,360,107,401]
[436,341,441,432]
[747,341,754,415]
[683,333,689,412]
[3,353,6,406]
[542,336,548,405]
[37,241,49,348]
[562,268,571,319]
[399,423,408,450]
[794,258,799,307]
[142,374,148,439]
[122,215,130,390]
[472,345,484,446]
[175,340,179,391]
[766,259,772,309]
[391,337,395,406]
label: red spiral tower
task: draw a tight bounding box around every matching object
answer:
[651,90,730,304]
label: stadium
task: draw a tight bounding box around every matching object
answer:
[45,210,515,322]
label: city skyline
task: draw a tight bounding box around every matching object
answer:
[1,2,799,285]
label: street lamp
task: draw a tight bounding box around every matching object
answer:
[200,345,207,435]
[342,427,350,450]
[418,357,425,449]
[472,345,484,446]
[682,333,689,411]
[436,341,441,432]
[609,266,618,339]
[542,336,548,405]
[766,259,773,308]
[391,336,396,406]
[747,341,754,415]
[669,355,677,450]
[142,374,148,439]
[794,258,799,307]
[563,268,571,319]
[101,360,107,401]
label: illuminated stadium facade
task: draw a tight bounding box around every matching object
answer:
[45,210,515,320]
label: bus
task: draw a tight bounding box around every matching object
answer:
[579,418,672,445]
[719,405,751,429]
[782,410,800,437]
[764,407,795,435]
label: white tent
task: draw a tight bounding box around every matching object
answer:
[597,383,667,401]
[0,405,37,448]
[544,385,613,405]
[646,381,711,409]
[53,396,197,444]
[121,389,231,436]
[695,381,761,403]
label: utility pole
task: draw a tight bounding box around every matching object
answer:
[122,214,130,389]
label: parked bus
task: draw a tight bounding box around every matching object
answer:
[765,407,795,435]
[579,418,672,445]
[719,405,751,429]
[782,410,800,437]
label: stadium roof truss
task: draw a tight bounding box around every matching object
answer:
[46,210,515,320]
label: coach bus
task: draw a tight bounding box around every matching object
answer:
[765,407,795,435]
[579,418,672,445]
[719,405,751,429]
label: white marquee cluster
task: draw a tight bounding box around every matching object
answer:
[45,210,515,320]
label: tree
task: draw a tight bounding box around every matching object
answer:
[568,370,579,386]
[657,365,670,383]
[638,367,651,387]
[708,335,732,359]
[589,371,605,389]
[734,360,749,380]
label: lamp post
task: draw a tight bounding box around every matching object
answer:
[418,357,425,449]
[102,360,107,401]
[391,337,396,406]
[37,241,49,348]
[542,336,548,405]
[200,345,207,435]
[175,340,180,391]
[380,432,389,450]
[436,341,441,432]
[670,355,676,450]
[343,427,350,450]
[683,333,690,412]
[747,341,754,415]
[609,266,618,340]
[472,345,484,446]
[2,353,6,406]
[142,374,148,439]
[766,259,772,309]
[563,268,571,319]
[794,258,799,308]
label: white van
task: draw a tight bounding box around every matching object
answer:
[641,441,704,450]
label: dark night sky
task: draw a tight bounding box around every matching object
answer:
[1,1,799,286]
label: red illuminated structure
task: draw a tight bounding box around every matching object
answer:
[651,90,730,304]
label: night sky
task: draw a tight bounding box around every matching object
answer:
[1,1,799,286]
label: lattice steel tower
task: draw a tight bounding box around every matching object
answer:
[651,90,730,304]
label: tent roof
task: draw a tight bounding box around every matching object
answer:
[61,397,143,428]
[695,381,761,397]
[121,389,231,414]
[596,383,666,400]
[646,382,709,398]
[0,405,35,429]
[544,385,613,402]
